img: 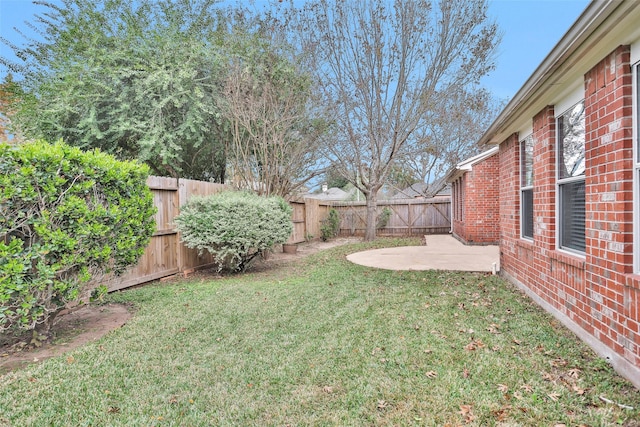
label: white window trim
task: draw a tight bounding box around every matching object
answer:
[556,101,586,256]
[520,134,534,241]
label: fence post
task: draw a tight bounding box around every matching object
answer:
[408,201,413,236]
[176,178,184,271]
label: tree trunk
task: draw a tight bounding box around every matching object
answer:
[364,191,378,241]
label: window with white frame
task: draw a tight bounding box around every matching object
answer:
[557,101,586,253]
[520,134,534,239]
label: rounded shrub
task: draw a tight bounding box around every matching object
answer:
[174,191,293,272]
[0,140,155,339]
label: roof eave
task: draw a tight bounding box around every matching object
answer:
[479,0,635,147]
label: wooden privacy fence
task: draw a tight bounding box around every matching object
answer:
[286,198,451,243]
[287,198,330,244]
[106,176,226,292]
[330,199,451,237]
[106,176,450,292]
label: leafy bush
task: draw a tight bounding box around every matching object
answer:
[321,208,340,241]
[376,207,392,229]
[0,140,155,339]
[174,191,292,272]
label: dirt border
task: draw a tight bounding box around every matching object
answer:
[0,303,132,374]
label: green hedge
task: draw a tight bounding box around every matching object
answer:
[0,140,155,338]
[174,191,292,272]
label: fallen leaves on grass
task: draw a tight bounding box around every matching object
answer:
[464,338,486,351]
[491,404,511,422]
[547,392,561,401]
[549,358,568,368]
[486,323,501,334]
[497,383,509,393]
[371,347,385,355]
[567,368,581,378]
[322,386,334,394]
[521,384,534,393]
[377,400,390,410]
[572,385,586,395]
[458,404,476,424]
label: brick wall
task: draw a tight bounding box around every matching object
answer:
[452,153,500,245]
[499,45,640,378]
[584,45,639,366]
[499,133,525,277]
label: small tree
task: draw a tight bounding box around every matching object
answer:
[400,88,504,188]
[174,192,292,272]
[320,209,340,241]
[0,140,155,341]
[222,31,326,197]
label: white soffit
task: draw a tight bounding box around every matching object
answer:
[518,123,533,140]
[480,1,640,146]
[555,84,585,118]
[456,146,499,171]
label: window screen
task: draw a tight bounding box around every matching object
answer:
[520,135,534,239]
[557,101,585,252]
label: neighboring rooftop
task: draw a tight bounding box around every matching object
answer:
[392,178,450,199]
[304,187,354,201]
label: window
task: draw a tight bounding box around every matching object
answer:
[557,101,586,253]
[520,135,534,239]
[452,181,458,220]
[453,177,464,221]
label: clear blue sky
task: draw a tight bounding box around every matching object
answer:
[482,0,590,100]
[0,0,589,101]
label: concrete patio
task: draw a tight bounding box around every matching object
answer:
[346,234,500,273]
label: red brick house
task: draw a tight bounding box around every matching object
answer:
[453,2,640,387]
[448,146,499,245]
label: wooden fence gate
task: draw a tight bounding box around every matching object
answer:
[287,199,330,244]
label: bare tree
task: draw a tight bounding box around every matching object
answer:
[296,0,500,240]
[222,33,326,198]
[400,88,504,195]
[0,74,25,143]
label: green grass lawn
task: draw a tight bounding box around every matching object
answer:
[1,238,639,426]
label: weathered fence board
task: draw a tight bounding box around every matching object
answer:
[286,197,451,243]
[107,176,225,292]
[287,201,307,244]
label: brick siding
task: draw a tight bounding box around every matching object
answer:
[499,45,640,372]
[452,153,500,244]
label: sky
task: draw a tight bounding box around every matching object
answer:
[0,0,590,102]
